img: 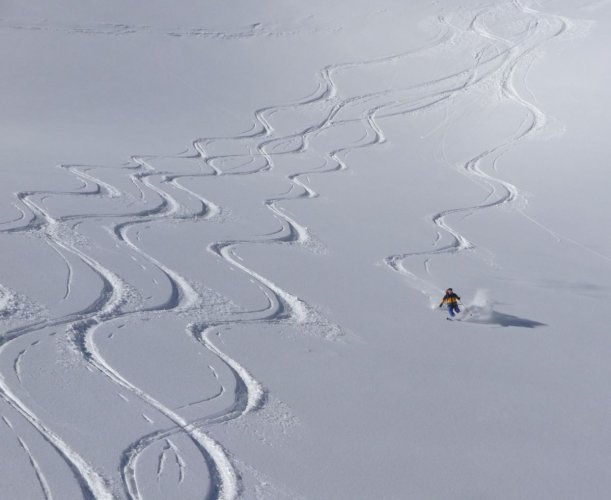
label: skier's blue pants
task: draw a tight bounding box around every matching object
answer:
[448,304,460,317]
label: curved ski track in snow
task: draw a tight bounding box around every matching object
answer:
[0,2,580,498]
[384,1,573,298]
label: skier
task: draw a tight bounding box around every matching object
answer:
[439,288,461,318]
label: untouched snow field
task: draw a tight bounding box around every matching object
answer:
[1,0,611,498]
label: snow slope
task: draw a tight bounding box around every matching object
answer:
[1,0,611,498]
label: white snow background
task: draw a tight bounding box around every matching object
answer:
[1,0,611,498]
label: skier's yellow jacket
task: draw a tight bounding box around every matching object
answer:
[440,292,460,306]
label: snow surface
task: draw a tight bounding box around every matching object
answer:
[1,0,611,498]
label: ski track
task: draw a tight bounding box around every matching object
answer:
[17,435,54,500]
[3,415,53,500]
[0,19,340,40]
[0,1,585,498]
[384,1,576,298]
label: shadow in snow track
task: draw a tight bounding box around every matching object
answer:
[462,309,547,328]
